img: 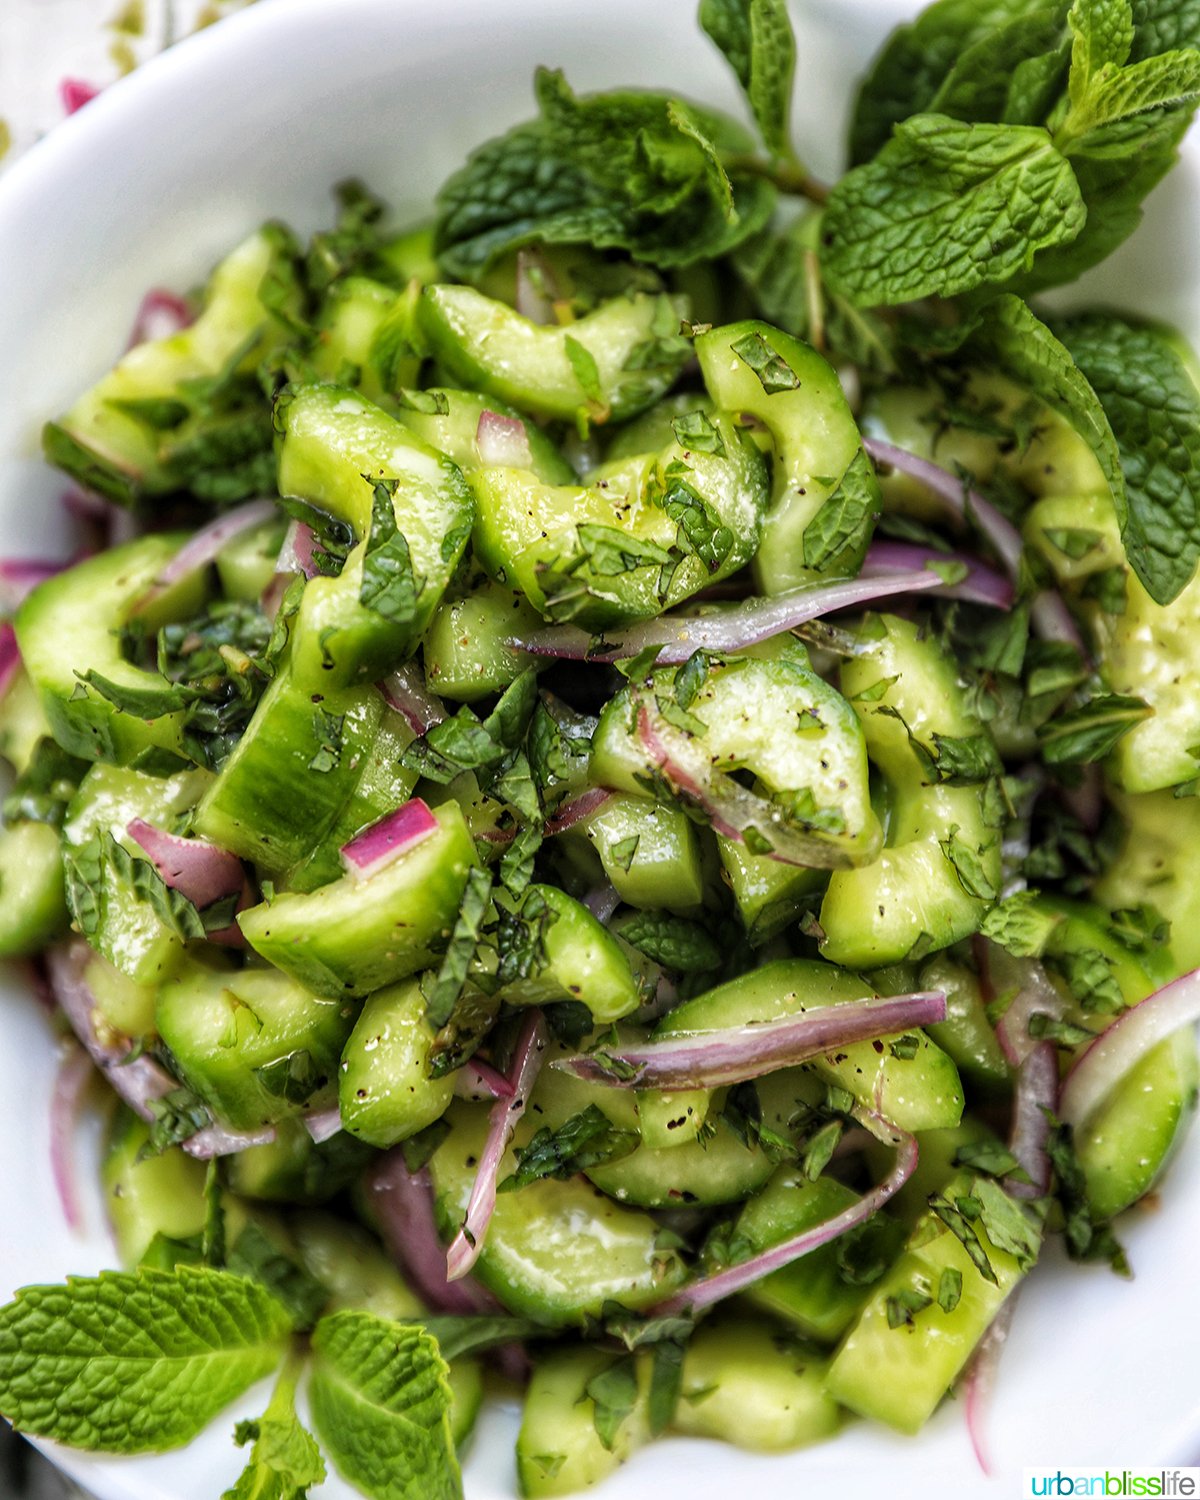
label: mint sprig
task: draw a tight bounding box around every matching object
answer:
[310,1311,461,1500]
[0,1269,292,1453]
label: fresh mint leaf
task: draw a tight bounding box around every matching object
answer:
[972,1176,1042,1269]
[226,1224,330,1333]
[400,1316,539,1363]
[929,8,1072,126]
[423,867,494,1028]
[671,409,726,456]
[980,890,1065,956]
[847,0,1066,164]
[801,447,881,574]
[586,1355,640,1451]
[434,74,773,278]
[887,1286,933,1328]
[1068,0,1135,109]
[1046,1119,1131,1273]
[824,115,1086,306]
[223,1356,325,1500]
[1046,944,1126,1013]
[1036,692,1152,763]
[615,910,724,972]
[500,1105,638,1190]
[360,478,425,626]
[937,1267,964,1313]
[1054,314,1200,604]
[310,1312,461,1500]
[699,0,796,156]
[0,1268,292,1452]
[731,329,800,391]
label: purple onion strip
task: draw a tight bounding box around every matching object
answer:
[555,992,946,1092]
[544,788,613,836]
[863,437,1087,653]
[368,1151,500,1315]
[0,557,64,610]
[341,798,439,881]
[453,1059,517,1103]
[1005,1041,1058,1199]
[963,1293,1020,1476]
[302,1107,343,1145]
[0,623,18,699]
[446,1010,548,1282]
[636,701,875,870]
[653,1110,919,1314]
[1060,966,1200,1129]
[381,660,447,736]
[50,1041,94,1233]
[131,498,276,614]
[46,941,274,1158]
[862,541,1013,609]
[508,569,946,666]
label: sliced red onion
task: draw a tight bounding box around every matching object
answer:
[992,959,1065,1070]
[368,1151,500,1315]
[509,569,946,665]
[46,941,273,1158]
[654,1109,918,1314]
[126,818,246,913]
[0,623,19,699]
[476,410,533,470]
[0,557,64,610]
[1060,967,1200,1129]
[302,1106,343,1144]
[863,438,1024,576]
[447,1010,548,1282]
[635,701,877,869]
[381,660,447,736]
[862,541,1014,609]
[341,798,440,881]
[131,499,277,615]
[275,519,320,580]
[583,881,621,927]
[963,1293,1020,1476]
[129,288,194,345]
[1006,1041,1058,1199]
[862,437,1086,652]
[60,78,99,114]
[555,991,946,1091]
[453,1059,517,1102]
[514,249,557,325]
[544,787,614,835]
[50,1042,94,1233]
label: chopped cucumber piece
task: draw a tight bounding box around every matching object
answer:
[339,977,455,1147]
[0,820,66,958]
[156,962,355,1131]
[102,1108,208,1267]
[430,1102,686,1326]
[516,1347,652,1498]
[239,801,478,997]
[674,1314,842,1451]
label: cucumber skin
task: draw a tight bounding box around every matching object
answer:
[430,1102,687,1328]
[824,1171,1026,1434]
[656,959,965,1134]
[0,821,67,958]
[15,536,207,766]
[238,802,479,998]
[338,978,455,1148]
[156,965,355,1132]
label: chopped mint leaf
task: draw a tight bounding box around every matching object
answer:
[423,867,494,1029]
[500,1105,638,1190]
[1036,692,1151,764]
[731,329,800,392]
[937,1266,963,1313]
[360,477,425,626]
[586,1355,640,1452]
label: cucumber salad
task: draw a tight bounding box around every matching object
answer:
[4,0,1200,1495]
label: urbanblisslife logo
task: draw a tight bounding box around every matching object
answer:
[1023,1471,1200,1498]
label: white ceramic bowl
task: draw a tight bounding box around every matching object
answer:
[3,2,1200,1496]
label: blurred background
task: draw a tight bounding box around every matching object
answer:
[0,0,257,170]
